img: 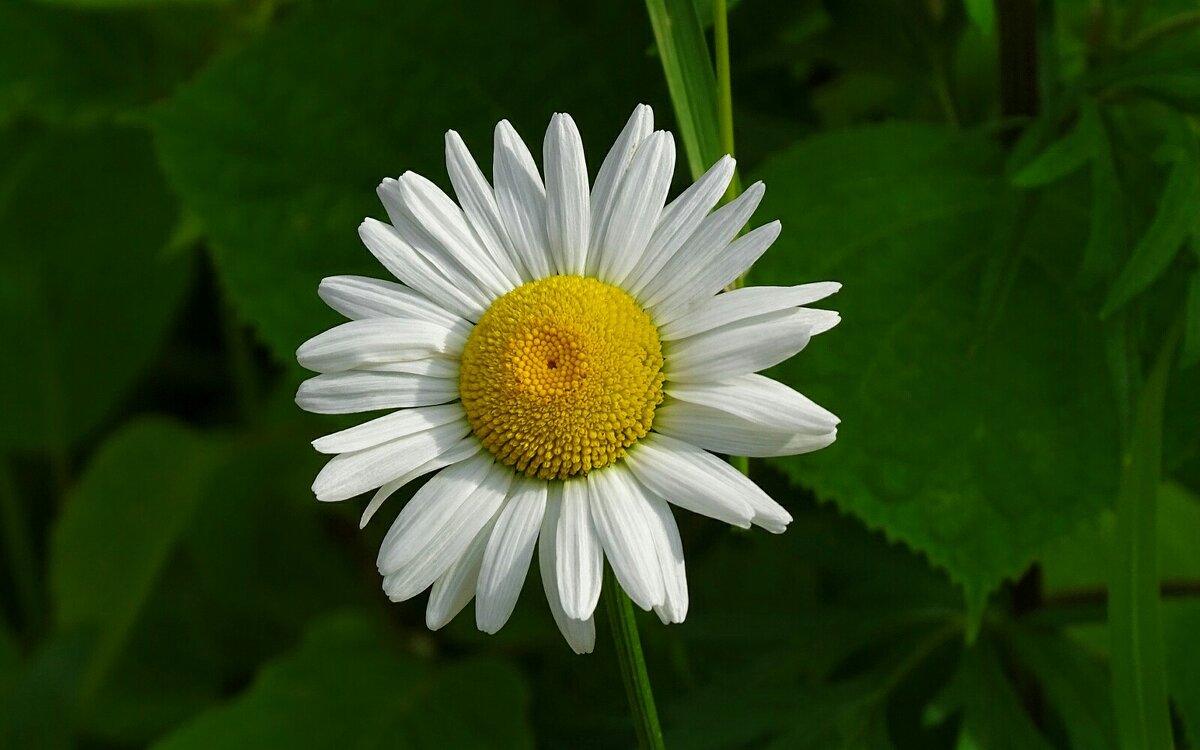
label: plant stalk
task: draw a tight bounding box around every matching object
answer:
[604,567,666,750]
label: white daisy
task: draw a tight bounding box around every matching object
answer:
[296,105,840,654]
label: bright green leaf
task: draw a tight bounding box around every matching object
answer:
[644,0,724,178]
[153,0,661,364]
[751,123,1119,617]
[153,613,533,750]
[0,125,191,450]
[49,419,221,698]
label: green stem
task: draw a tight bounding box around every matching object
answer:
[712,0,742,204]
[1108,320,1180,750]
[604,567,665,750]
[711,0,750,481]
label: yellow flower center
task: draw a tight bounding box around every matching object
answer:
[459,275,664,480]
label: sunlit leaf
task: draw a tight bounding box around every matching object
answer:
[752,123,1119,617]
[152,0,662,364]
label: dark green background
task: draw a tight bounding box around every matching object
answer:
[1,0,1198,747]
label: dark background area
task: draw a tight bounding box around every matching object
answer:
[1,0,1199,747]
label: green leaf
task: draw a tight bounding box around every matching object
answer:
[644,0,724,178]
[751,123,1119,617]
[1101,144,1200,316]
[1082,110,1129,282]
[0,1,222,126]
[1164,601,1200,747]
[49,419,221,698]
[153,613,533,749]
[153,0,660,365]
[0,629,92,750]
[963,0,995,36]
[1011,100,1099,188]
[957,638,1055,750]
[82,435,370,745]
[0,124,191,450]
[1183,265,1200,368]
[1108,326,1176,750]
[1005,627,1119,750]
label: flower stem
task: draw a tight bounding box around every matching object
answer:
[604,567,665,750]
[711,0,751,481]
[713,0,741,207]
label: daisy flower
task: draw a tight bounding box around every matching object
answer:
[296,105,839,653]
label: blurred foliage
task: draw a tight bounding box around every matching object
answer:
[1,0,1199,748]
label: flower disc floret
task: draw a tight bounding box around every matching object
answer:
[459,275,664,479]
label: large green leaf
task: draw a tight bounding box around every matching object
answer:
[154,613,533,749]
[82,435,371,745]
[750,123,1119,615]
[0,0,221,126]
[152,0,663,364]
[49,419,221,696]
[0,125,191,450]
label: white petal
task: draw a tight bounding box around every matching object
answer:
[379,456,513,601]
[444,130,526,286]
[311,419,470,502]
[296,318,466,374]
[626,155,736,296]
[664,310,813,382]
[654,400,836,458]
[543,113,591,276]
[295,371,458,414]
[555,478,603,621]
[588,104,654,276]
[641,491,688,624]
[651,221,781,323]
[624,432,753,525]
[377,452,494,571]
[587,465,666,612]
[312,403,466,454]
[595,131,676,285]
[539,487,596,654]
[623,433,754,528]
[384,172,515,298]
[358,218,484,320]
[659,283,842,340]
[639,182,765,309]
[667,374,838,434]
[494,120,552,279]
[359,436,481,528]
[631,433,791,533]
[359,358,459,379]
[377,178,496,310]
[318,275,468,329]
[427,516,497,631]
[476,476,547,634]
